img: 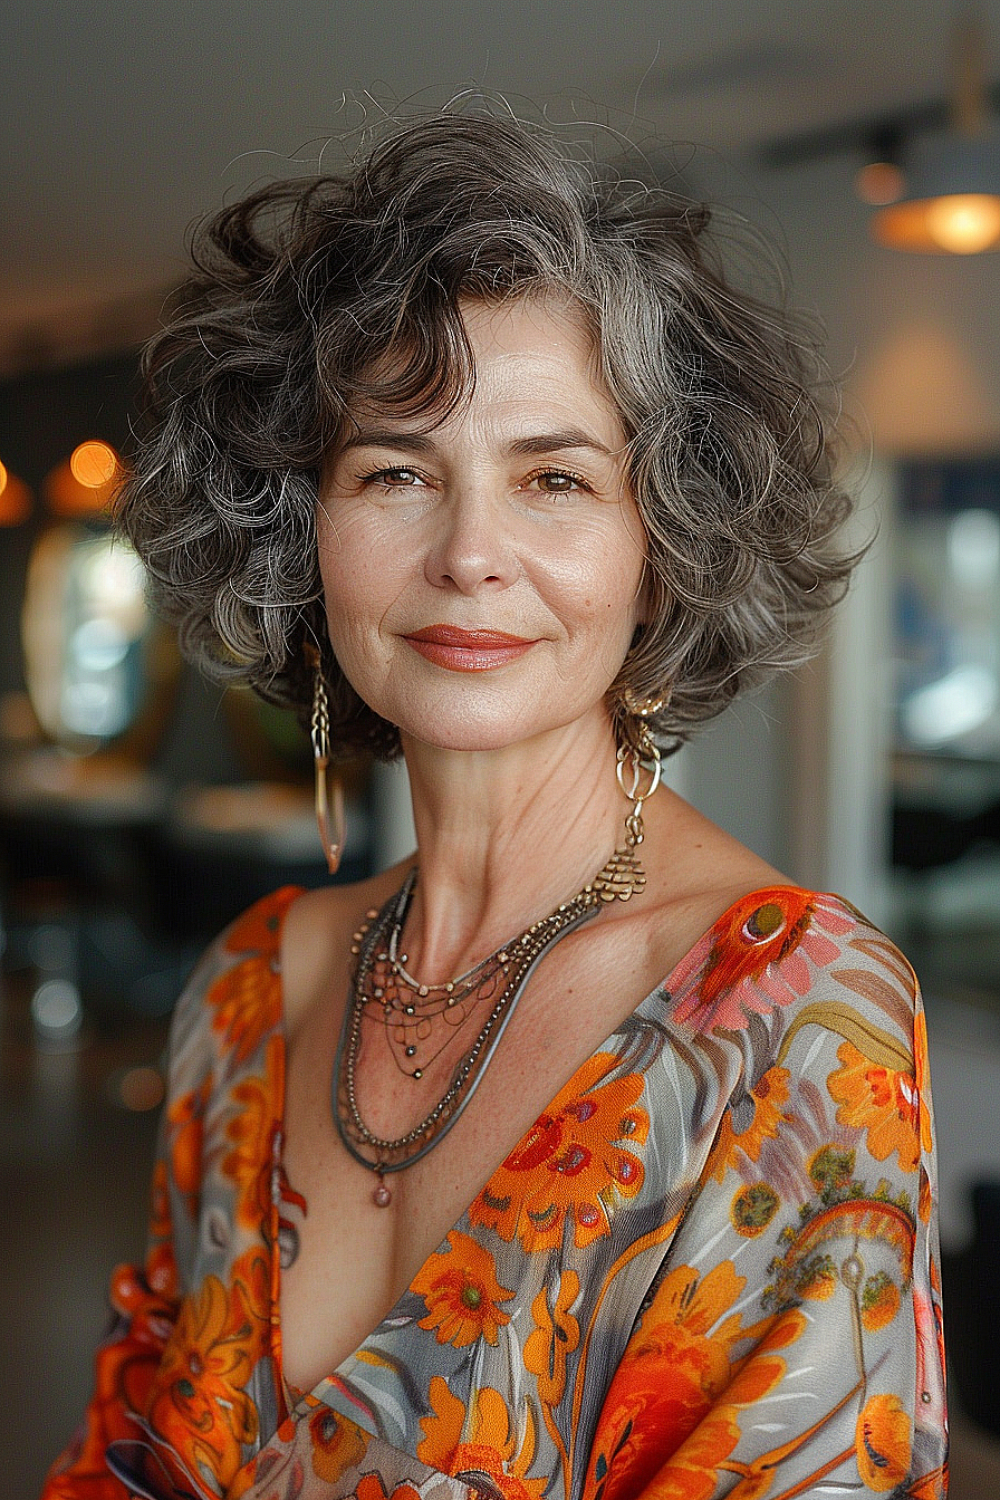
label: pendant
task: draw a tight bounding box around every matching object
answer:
[373,1172,392,1208]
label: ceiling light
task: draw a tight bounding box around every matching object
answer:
[873,14,1000,253]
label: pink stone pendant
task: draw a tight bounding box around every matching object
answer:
[373,1175,392,1207]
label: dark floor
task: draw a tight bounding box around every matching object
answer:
[5,971,1000,1500]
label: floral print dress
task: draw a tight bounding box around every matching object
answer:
[43,884,948,1500]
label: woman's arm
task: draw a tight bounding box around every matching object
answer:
[583,926,948,1500]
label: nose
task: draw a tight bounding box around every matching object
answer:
[424,486,519,595]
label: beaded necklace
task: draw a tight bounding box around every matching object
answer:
[333,739,660,1206]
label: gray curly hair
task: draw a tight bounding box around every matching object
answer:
[116,107,855,759]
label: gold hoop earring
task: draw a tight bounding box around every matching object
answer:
[593,715,662,903]
[304,643,345,875]
[620,686,666,720]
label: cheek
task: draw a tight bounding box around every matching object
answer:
[557,532,645,637]
[316,503,391,610]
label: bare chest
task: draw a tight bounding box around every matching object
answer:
[276,928,650,1394]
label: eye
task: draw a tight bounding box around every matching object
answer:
[360,466,425,490]
[522,468,590,496]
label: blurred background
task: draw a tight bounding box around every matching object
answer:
[2,1,999,1493]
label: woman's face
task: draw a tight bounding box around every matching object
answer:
[317,297,647,754]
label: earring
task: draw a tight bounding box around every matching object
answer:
[304,643,345,875]
[594,707,662,904]
[615,683,665,844]
[620,686,666,720]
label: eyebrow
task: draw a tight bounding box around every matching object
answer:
[338,427,616,458]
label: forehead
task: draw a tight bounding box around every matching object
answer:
[342,295,626,445]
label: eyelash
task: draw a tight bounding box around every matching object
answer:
[357,466,425,490]
[522,467,591,496]
[356,466,592,496]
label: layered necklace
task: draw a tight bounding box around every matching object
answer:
[333,737,661,1206]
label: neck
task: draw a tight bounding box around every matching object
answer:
[397,709,631,980]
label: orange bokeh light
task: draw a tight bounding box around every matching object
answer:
[46,440,124,518]
[70,440,119,489]
[0,460,33,525]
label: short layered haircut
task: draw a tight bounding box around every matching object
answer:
[117,109,855,758]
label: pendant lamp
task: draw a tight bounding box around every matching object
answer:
[874,13,1000,254]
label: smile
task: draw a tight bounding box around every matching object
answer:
[402,625,538,673]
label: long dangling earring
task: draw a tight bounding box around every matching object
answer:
[304,643,345,875]
[619,688,665,845]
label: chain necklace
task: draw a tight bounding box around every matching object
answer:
[333,736,661,1206]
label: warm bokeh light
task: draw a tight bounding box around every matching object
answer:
[70,439,119,488]
[0,459,33,525]
[925,193,1000,252]
[873,192,1000,253]
[855,160,906,206]
[45,441,123,517]
[117,1066,165,1112]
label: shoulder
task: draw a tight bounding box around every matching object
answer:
[666,885,921,1043]
[166,885,304,1092]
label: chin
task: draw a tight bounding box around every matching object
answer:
[402,719,540,755]
[388,694,559,756]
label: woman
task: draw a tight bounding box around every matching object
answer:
[44,112,947,1500]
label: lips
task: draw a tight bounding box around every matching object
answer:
[402,624,538,672]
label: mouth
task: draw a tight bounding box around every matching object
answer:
[402,624,538,672]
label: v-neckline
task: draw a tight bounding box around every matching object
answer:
[266,878,814,1419]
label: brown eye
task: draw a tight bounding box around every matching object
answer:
[526,469,585,494]
[379,468,420,486]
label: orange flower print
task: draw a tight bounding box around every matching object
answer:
[856,1393,912,1491]
[43,1265,182,1492]
[631,1406,742,1500]
[144,1248,270,1491]
[204,888,297,1067]
[224,886,299,957]
[167,1073,212,1218]
[523,1270,581,1407]
[146,1159,179,1297]
[673,889,853,1033]
[355,1476,421,1500]
[221,1035,282,1228]
[587,1296,806,1500]
[207,953,281,1068]
[412,1230,514,1347]
[418,1377,547,1500]
[470,1052,648,1252]
[585,1262,749,1500]
[709,1068,791,1184]
[827,1042,921,1172]
[914,1006,935,1158]
[308,1406,367,1483]
[861,1271,901,1332]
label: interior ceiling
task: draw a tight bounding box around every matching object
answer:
[3,0,1000,351]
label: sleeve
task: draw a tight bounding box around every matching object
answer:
[583,923,949,1500]
[40,948,219,1500]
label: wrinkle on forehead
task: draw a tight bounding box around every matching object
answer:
[331,292,611,450]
